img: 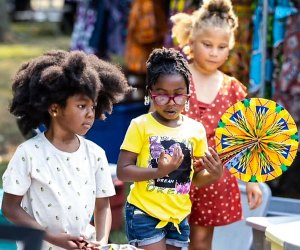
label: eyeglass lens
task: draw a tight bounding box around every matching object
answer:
[154,95,188,105]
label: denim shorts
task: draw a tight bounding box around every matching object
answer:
[125,202,190,249]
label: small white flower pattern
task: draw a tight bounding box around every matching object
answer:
[185,74,247,226]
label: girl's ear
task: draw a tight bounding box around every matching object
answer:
[144,85,150,106]
[182,44,193,60]
[181,38,192,60]
[145,85,151,96]
[48,104,59,117]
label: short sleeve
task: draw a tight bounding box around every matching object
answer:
[2,145,31,196]
[95,149,116,198]
[193,123,208,157]
[231,77,247,102]
[120,119,144,154]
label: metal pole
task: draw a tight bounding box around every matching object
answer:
[259,0,268,97]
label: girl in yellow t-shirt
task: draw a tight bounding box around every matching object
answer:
[117,48,223,250]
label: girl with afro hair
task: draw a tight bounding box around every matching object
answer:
[1,50,131,249]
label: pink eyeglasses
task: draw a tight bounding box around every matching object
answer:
[150,93,190,105]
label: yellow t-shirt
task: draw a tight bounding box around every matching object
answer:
[120,113,208,230]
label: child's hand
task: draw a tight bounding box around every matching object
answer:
[200,147,223,181]
[193,157,204,173]
[157,144,184,177]
[46,232,84,249]
[246,182,263,210]
[73,239,101,249]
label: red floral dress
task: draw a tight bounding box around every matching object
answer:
[186,74,247,226]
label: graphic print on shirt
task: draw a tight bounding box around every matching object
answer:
[148,136,192,194]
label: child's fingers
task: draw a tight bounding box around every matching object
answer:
[207,147,221,161]
[159,151,174,165]
[158,145,184,167]
[69,236,84,243]
[69,241,81,249]
[201,155,221,173]
[194,158,204,173]
[203,152,217,166]
[158,151,168,163]
[201,156,214,170]
[73,239,87,249]
[172,146,184,164]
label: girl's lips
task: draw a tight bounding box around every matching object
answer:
[165,110,177,114]
[164,110,180,117]
[83,123,92,129]
[207,60,218,64]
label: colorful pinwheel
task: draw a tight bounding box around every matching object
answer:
[215,98,299,182]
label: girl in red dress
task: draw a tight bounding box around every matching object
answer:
[171,0,263,249]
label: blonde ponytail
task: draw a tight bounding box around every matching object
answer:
[170,12,194,48]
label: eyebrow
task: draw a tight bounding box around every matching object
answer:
[153,87,186,91]
[75,95,94,102]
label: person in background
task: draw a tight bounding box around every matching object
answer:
[171,0,263,249]
[117,47,223,250]
[1,50,131,250]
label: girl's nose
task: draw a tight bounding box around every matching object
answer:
[87,107,95,117]
[209,48,218,56]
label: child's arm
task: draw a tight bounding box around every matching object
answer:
[192,147,223,188]
[117,146,184,182]
[93,197,112,244]
[246,182,263,210]
[1,192,83,249]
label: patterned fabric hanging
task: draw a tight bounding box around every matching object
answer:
[70,0,98,54]
[164,0,201,49]
[70,0,131,60]
[124,0,168,73]
[273,11,300,151]
[249,0,297,97]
